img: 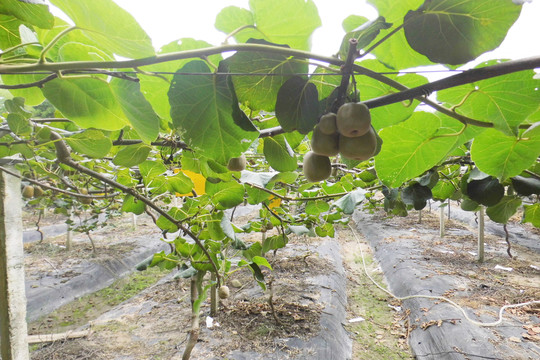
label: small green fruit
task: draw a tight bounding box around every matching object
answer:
[79,188,92,205]
[318,113,338,135]
[336,102,371,137]
[218,285,230,299]
[33,186,44,197]
[22,185,34,198]
[227,154,246,172]
[311,125,339,157]
[303,151,331,182]
[230,279,242,288]
[338,127,377,161]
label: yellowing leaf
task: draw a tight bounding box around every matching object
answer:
[268,196,282,209]
[176,169,206,197]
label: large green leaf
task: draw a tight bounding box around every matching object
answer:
[523,204,540,228]
[486,196,522,224]
[263,135,297,172]
[332,189,366,214]
[65,129,112,158]
[206,180,245,209]
[367,0,432,69]
[403,0,521,65]
[401,183,432,210]
[0,0,53,29]
[275,76,319,134]
[138,38,222,122]
[215,0,321,50]
[110,78,159,143]
[471,124,540,181]
[375,112,457,187]
[225,39,307,111]
[168,60,259,164]
[41,78,128,131]
[112,144,151,167]
[0,15,24,49]
[437,64,540,136]
[121,195,145,215]
[2,73,46,106]
[6,113,32,136]
[467,177,504,207]
[310,66,341,101]
[49,0,154,58]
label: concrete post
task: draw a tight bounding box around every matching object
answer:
[0,166,30,360]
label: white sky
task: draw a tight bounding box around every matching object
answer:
[108,0,540,64]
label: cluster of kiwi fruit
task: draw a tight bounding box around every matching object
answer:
[303,102,379,182]
[22,185,44,198]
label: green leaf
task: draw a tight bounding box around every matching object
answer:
[138,38,222,122]
[523,204,540,228]
[113,144,151,168]
[401,183,432,210]
[338,16,392,60]
[461,198,480,212]
[471,124,540,181]
[511,176,540,196]
[252,256,272,270]
[333,189,366,214]
[110,78,160,144]
[275,76,319,134]
[0,15,24,49]
[368,0,432,69]
[49,0,154,58]
[0,0,54,29]
[262,234,288,254]
[263,135,297,172]
[305,200,330,215]
[225,39,307,111]
[121,195,145,215]
[310,66,342,101]
[215,0,322,51]
[57,42,113,62]
[375,112,457,187]
[2,73,46,106]
[486,196,522,224]
[467,177,504,207]
[41,78,128,131]
[6,113,32,136]
[156,207,187,233]
[168,172,195,195]
[243,241,263,262]
[355,60,425,130]
[288,225,310,236]
[403,0,521,65]
[139,160,167,186]
[342,15,369,32]
[168,60,259,164]
[431,181,456,201]
[65,129,112,158]
[206,180,245,209]
[438,65,540,136]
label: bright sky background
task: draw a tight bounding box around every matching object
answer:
[107,0,540,66]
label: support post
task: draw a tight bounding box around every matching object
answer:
[478,206,485,263]
[66,206,73,251]
[0,166,30,360]
[439,205,445,238]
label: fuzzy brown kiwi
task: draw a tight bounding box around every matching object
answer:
[227,154,246,172]
[302,151,332,182]
[22,185,34,198]
[338,127,377,161]
[336,102,371,137]
[311,124,339,157]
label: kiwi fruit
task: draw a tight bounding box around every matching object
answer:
[303,151,332,182]
[227,154,246,172]
[22,185,34,198]
[336,102,371,137]
[311,124,339,157]
[318,113,338,135]
[79,188,93,205]
[218,285,230,299]
[338,127,377,161]
[33,186,44,197]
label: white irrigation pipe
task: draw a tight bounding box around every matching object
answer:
[349,225,539,327]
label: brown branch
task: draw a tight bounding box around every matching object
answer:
[0,165,120,199]
[48,131,222,285]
